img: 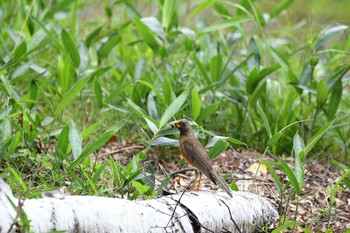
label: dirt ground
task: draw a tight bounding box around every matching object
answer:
[98,141,350,232]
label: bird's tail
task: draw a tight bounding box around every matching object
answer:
[210,170,233,198]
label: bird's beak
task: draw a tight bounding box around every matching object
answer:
[170,121,179,128]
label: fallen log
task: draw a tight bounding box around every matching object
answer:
[0,178,278,232]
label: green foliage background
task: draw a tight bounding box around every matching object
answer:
[0,0,349,198]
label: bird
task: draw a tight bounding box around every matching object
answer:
[170,119,233,198]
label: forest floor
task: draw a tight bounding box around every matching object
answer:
[97,141,350,232]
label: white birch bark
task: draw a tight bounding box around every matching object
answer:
[0,178,278,233]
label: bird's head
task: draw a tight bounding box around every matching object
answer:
[170,120,193,135]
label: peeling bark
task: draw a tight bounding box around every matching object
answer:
[0,178,278,233]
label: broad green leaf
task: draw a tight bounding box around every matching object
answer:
[206,135,247,148]
[230,181,239,191]
[8,167,27,192]
[263,160,282,196]
[69,121,82,159]
[8,131,21,156]
[196,102,220,122]
[55,74,92,116]
[82,120,103,141]
[152,137,179,147]
[192,54,211,84]
[98,34,121,59]
[248,80,266,107]
[144,117,158,134]
[28,79,39,109]
[162,77,174,105]
[315,25,349,51]
[92,161,107,183]
[127,99,147,118]
[13,41,27,61]
[327,80,342,119]
[316,80,328,108]
[109,119,128,133]
[267,132,282,148]
[210,54,222,82]
[191,88,201,121]
[303,119,336,157]
[94,79,103,108]
[208,139,229,159]
[147,93,159,120]
[280,159,300,195]
[86,26,103,47]
[246,67,260,94]
[186,0,217,21]
[62,56,75,93]
[293,132,304,159]
[135,17,159,52]
[271,221,296,233]
[2,116,11,142]
[137,80,163,102]
[270,0,294,18]
[56,125,69,155]
[133,181,150,193]
[162,0,178,31]
[69,130,115,170]
[142,17,165,38]
[159,89,190,129]
[294,146,304,192]
[257,102,272,138]
[61,29,80,68]
[201,16,251,33]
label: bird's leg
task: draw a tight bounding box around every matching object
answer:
[189,170,202,191]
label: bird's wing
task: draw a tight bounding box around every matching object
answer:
[182,139,216,184]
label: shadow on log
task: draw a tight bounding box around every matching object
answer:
[0,178,278,233]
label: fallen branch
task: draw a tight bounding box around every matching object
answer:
[0,178,278,233]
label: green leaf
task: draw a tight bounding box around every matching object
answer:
[162,77,174,105]
[8,167,27,192]
[13,41,27,61]
[267,132,282,148]
[302,119,335,158]
[271,221,296,233]
[263,160,282,196]
[135,17,159,52]
[162,0,178,31]
[270,0,294,18]
[56,125,69,155]
[69,121,82,159]
[2,116,11,142]
[61,29,80,68]
[206,135,247,148]
[94,79,103,108]
[144,117,158,134]
[186,0,217,21]
[294,146,304,192]
[192,54,211,84]
[196,102,220,122]
[280,159,300,195]
[210,54,222,82]
[257,102,272,138]
[61,55,75,93]
[315,25,349,51]
[92,161,107,183]
[246,67,260,95]
[69,130,115,170]
[8,131,21,156]
[327,80,342,119]
[159,89,190,129]
[201,16,251,33]
[191,88,201,121]
[81,120,103,141]
[151,137,179,147]
[293,132,305,159]
[316,80,328,108]
[230,181,239,191]
[86,26,103,47]
[28,79,39,109]
[133,181,150,193]
[56,75,91,116]
[98,34,121,59]
[208,139,229,159]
